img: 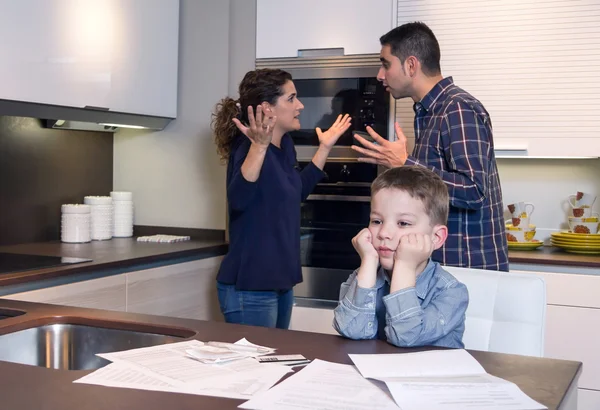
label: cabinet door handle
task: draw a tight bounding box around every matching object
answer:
[83,105,110,111]
[307,194,370,202]
[298,48,344,58]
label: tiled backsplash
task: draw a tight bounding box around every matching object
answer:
[497,158,600,242]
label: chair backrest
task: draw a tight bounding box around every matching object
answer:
[443,266,546,357]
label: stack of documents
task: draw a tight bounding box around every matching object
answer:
[240,350,547,410]
[348,349,547,410]
[74,338,289,400]
[240,359,399,410]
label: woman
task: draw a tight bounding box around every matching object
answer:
[212,68,351,329]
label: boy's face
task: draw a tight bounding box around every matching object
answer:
[368,188,445,271]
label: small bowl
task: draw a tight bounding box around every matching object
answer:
[506,223,536,232]
[568,220,599,234]
[569,216,599,223]
[506,229,536,242]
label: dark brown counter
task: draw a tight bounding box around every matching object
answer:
[0,235,597,293]
[508,245,600,269]
[0,299,582,410]
[0,237,228,287]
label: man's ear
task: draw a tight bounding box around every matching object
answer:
[406,56,419,77]
[431,224,448,250]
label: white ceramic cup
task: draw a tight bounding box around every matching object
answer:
[568,191,597,209]
[507,202,535,218]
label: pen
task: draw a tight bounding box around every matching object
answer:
[206,341,271,353]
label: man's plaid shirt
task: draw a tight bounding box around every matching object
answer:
[405,77,508,271]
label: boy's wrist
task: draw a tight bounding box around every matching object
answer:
[390,261,417,292]
[356,257,379,289]
[361,255,379,267]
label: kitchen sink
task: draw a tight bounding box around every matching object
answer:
[0,318,195,370]
[0,308,26,320]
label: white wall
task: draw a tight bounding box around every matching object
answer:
[497,158,600,242]
[113,0,256,230]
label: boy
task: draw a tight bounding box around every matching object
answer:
[333,166,469,348]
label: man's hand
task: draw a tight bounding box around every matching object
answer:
[352,122,409,168]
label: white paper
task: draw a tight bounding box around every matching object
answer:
[386,381,546,410]
[233,338,277,356]
[239,359,399,410]
[74,361,290,400]
[76,340,289,400]
[73,362,180,393]
[348,350,546,410]
[98,340,233,385]
[184,365,291,400]
[186,346,249,364]
[349,349,486,380]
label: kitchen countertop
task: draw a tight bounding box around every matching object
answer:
[0,237,228,287]
[508,245,600,269]
[0,299,581,410]
[0,235,597,291]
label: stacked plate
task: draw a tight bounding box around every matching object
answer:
[551,231,600,255]
[61,204,91,243]
[111,191,134,237]
[507,240,543,251]
[84,196,113,241]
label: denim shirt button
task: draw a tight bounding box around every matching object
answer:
[368,322,373,328]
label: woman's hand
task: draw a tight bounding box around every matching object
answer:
[316,114,352,150]
[232,105,277,149]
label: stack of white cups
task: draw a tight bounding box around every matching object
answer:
[83,196,113,241]
[111,191,134,237]
[61,204,91,243]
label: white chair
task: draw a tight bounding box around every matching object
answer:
[443,266,546,357]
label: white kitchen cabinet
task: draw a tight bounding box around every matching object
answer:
[0,0,179,118]
[2,275,127,312]
[579,389,600,410]
[510,267,600,408]
[289,304,338,335]
[545,305,600,392]
[0,256,223,320]
[256,0,394,59]
[126,256,223,322]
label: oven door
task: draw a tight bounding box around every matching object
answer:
[298,197,370,301]
[290,77,389,147]
[256,55,394,161]
[295,161,376,301]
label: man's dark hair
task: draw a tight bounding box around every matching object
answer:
[380,22,441,76]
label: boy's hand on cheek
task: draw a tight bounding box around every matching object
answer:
[390,234,432,292]
[352,228,379,263]
[394,233,433,268]
[352,228,379,288]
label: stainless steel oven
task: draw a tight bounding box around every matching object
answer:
[256,55,393,160]
[296,160,377,301]
[256,55,391,301]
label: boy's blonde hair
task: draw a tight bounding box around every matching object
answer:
[371,167,449,226]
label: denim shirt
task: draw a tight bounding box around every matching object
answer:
[333,260,469,348]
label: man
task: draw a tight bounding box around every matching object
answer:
[353,22,508,271]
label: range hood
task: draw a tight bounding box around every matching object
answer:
[0,99,173,132]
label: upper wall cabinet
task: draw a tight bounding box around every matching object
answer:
[0,0,179,119]
[256,0,394,59]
